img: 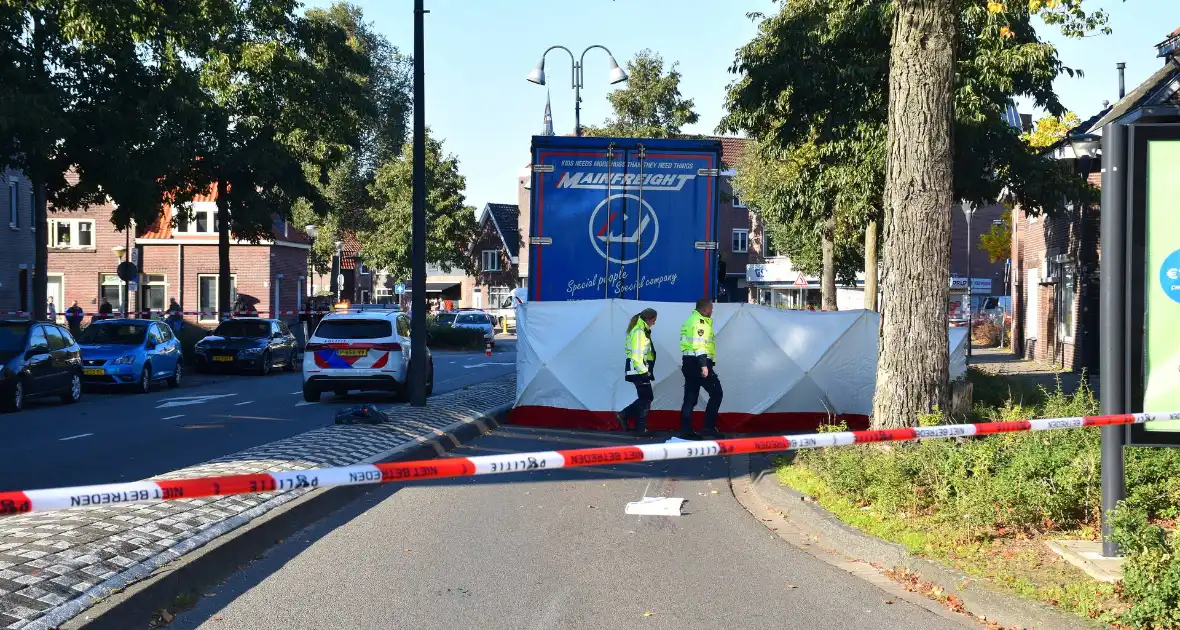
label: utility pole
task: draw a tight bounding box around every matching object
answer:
[409,0,428,406]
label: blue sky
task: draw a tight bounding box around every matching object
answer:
[303,0,1179,211]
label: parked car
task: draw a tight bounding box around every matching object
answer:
[0,320,83,412]
[302,310,433,402]
[77,319,183,392]
[451,311,495,345]
[194,318,298,375]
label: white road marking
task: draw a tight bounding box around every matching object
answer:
[462,362,514,369]
[290,390,302,395]
[294,401,320,407]
[59,433,93,441]
[234,401,254,406]
[155,393,238,409]
[162,414,185,420]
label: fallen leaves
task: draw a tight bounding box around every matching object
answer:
[643,610,655,617]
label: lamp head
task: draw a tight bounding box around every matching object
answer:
[527,59,546,85]
[607,55,628,84]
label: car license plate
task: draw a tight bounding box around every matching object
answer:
[213,355,234,362]
[83,368,105,376]
[336,348,368,357]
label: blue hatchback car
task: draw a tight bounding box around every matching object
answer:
[77,319,183,393]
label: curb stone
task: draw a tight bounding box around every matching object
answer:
[57,404,508,630]
[736,453,1106,630]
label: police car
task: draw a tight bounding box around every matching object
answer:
[302,308,433,402]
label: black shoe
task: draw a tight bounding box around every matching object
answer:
[633,429,654,439]
[615,411,628,431]
[679,431,705,441]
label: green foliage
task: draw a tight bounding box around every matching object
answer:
[1111,508,1180,629]
[426,325,484,350]
[360,133,478,279]
[1022,112,1082,149]
[582,49,699,138]
[788,370,1180,626]
[178,324,211,361]
[979,209,1013,263]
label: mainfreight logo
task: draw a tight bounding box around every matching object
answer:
[556,171,696,191]
[587,194,659,264]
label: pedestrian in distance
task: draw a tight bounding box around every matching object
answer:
[65,301,84,336]
[46,296,56,323]
[166,298,183,334]
[95,299,113,323]
[679,297,723,440]
[617,308,658,437]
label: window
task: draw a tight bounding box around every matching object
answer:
[729,182,747,208]
[45,326,66,351]
[48,219,95,249]
[313,318,392,340]
[197,274,237,322]
[214,319,269,338]
[142,274,166,312]
[58,326,76,347]
[28,326,49,353]
[175,203,217,234]
[396,316,410,337]
[278,321,291,336]
[732,229,749,254]
[358,262,370,275]
[157,323,174,342]
[100,273,123,312]
[488,285,512,309]
[482,249,501,272]
[8,179,18,227]
[1056,262,1076,341]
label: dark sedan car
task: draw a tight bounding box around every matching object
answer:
[0,320,83,412]
[193,318,298,375]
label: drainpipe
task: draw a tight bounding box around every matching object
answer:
[1117,62,1126,99]
[177,244,183,322]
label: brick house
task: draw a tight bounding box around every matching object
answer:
[307,232,374,303]
[461,202,520,312]
[1011,27,1180,370]
[1,168,36,314]
[47,186,311,326]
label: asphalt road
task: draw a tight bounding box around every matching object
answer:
[0,341,516,493]
[171,426,975,630]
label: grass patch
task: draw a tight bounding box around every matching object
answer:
[777,371,1180,628]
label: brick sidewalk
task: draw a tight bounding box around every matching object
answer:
[969,346,1100,399]
[0,375,514,630]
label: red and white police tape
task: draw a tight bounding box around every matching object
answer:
[2,411,1176,517]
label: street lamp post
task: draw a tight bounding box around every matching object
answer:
[527,45,628,137]
[961,200,976,359]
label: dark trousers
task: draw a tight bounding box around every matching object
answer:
[621,379,654,431]
[681,358,722,433]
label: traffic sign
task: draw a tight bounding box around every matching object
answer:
[394,283,406,295]
[117,261,138,283]
[794,273,808,287]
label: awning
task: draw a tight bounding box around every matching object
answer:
[405,281,461,293]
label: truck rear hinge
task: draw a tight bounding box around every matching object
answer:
[697,168,719,177]
[531,236,553,246]
[534,164,555,173]
[694,241,719,250]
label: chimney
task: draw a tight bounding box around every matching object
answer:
[1117,62,1126,99]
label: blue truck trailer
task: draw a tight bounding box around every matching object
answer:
[528,135,722,303]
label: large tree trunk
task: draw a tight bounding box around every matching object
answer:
[821,213,837,310]
[864,214,879,311]
[217,180,232,321]
[873,0,956,429]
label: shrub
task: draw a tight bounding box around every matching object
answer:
[178,324,210,361]
[971,320,1001,347]
[426,325,484,349]
[1112,507,1180,629]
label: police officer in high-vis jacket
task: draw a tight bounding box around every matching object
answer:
[679,298,723,440]
[617,308,658,436]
